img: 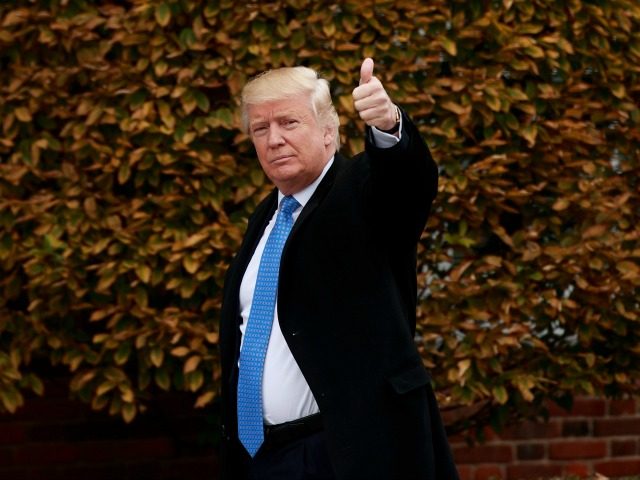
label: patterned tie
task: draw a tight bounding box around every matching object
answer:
[237,195,300,457]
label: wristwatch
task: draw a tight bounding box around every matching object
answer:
[379,105,401,134]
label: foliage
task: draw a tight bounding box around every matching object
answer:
[0,0,638,432]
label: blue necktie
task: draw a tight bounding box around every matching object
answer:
[237,195,300,457]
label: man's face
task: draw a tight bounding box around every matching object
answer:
[247,95,335,195]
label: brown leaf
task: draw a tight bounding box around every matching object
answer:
[582,224,607,240]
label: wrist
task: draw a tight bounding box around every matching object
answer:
[378,105,400,134]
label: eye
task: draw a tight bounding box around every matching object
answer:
[252,126,267,136]
[283,119,299,128]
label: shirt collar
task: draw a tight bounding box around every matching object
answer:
[277,156,335,209]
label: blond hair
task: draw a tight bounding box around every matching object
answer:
[240,66,340,150]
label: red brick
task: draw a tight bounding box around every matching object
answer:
[161,457,218,478]
[453,445,513,464]
[548,397,606,417]
[42,465,126,480]
[120,437,175,459]
[594,418,640,436]
[12,443,78,466]
[506,464,563,479]
[0,385,224,480]
[475,465,503,480]
[457,465,473,480]
[442,403,482,427]
[594,459,640,476]
[609,398,637,416]
[549,440,606,460]
[0,424,27,445]
[78,438,174,462]
[447,433,467,445]
[546,399,570,416]
[480,427,500,442]
[517,443,545,461]
[501,420,561,440]
[574,397,607,416]
[563,463,590,477]
[612,439,637,456]
[448,429,494,446]
[561,420,590,437]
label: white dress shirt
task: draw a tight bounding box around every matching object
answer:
[238,125,401,425]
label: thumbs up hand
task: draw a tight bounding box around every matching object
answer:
[352,58,399,132]
[359,57,374,85]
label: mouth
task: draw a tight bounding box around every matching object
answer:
[270,155,294,164]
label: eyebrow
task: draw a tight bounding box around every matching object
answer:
[249,110,307,128]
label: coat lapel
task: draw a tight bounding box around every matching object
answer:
[219,189,278,383]
[223,153,344,347]
[287,153,344,241]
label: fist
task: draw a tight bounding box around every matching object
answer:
[352,58,398,131]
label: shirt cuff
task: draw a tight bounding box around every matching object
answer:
[371,118,403,148]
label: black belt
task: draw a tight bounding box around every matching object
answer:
[262,413,324,452]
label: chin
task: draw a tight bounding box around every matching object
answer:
[270,167,299,183]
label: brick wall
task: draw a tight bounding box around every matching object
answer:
[1,379,639,480]
[452,397,640,479]
[0,376,219,480]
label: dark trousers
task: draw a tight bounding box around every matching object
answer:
[245,430,336,480]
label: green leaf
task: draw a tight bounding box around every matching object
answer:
[134,286,148,308]
[114,343,131,366]
[150,348,164,368]
[179,28,196,49]
[183,255,200,274]
[290,30,305,49]
[492,385,508,405]
[135,264,152,284]
[193,90,210,113]
[0,388,24,414]
[155,3,171,27]
[122,403,137,423]
[118,161,131,184]
[440,37,457,56]
[155,368,171,391]
[96,270,117,292]
[186,370,204,392]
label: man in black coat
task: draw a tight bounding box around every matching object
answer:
[219,58,459,480]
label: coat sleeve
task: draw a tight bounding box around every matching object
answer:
[363,107,439,246]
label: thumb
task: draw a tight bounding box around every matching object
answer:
[359,57,374,85]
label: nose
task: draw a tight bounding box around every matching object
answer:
[267,125,285,148]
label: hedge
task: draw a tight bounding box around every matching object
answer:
[1,0,639,434]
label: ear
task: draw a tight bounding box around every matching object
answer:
[323,124,335,146]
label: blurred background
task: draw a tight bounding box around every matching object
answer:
[1,0,639,478]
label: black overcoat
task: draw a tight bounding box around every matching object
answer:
[219,110,459,480]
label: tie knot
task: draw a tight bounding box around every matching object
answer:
[279,195,300,217]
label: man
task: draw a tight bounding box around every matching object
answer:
[219,58,459,480]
